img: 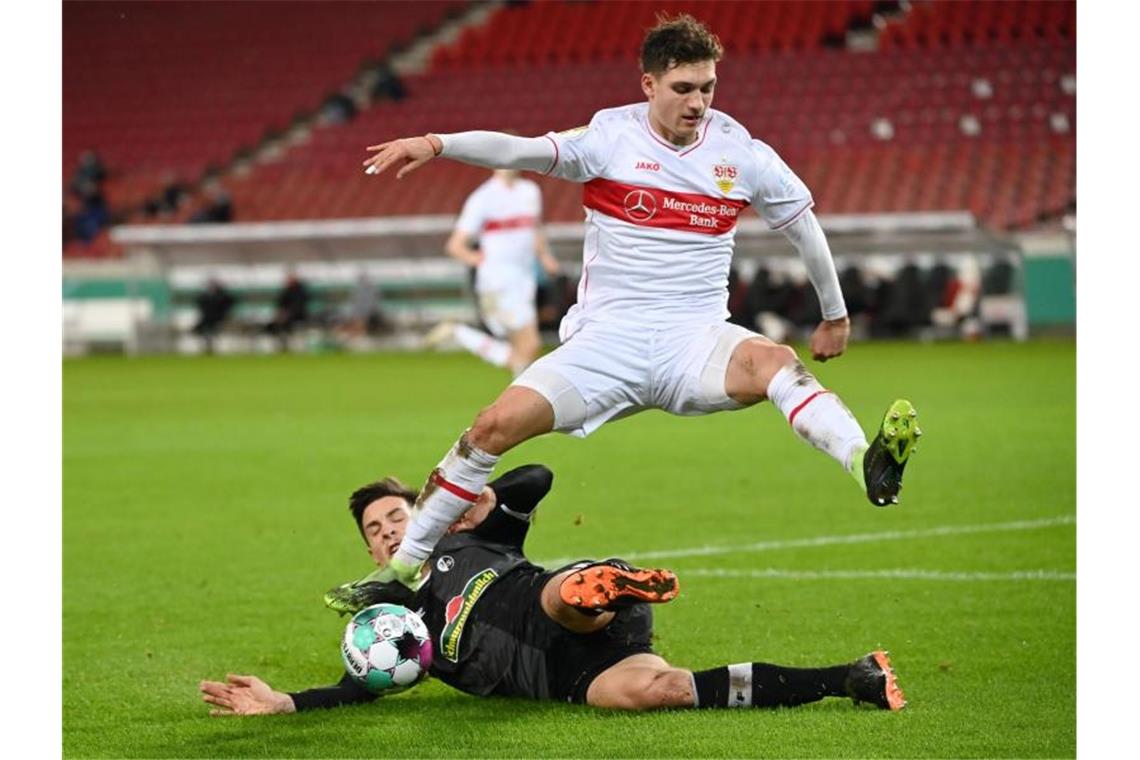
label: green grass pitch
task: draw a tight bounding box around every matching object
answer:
[63,340,1075,758]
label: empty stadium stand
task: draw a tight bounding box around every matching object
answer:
[65,0,1076,258]
[221,0,1074,231]
[63,0,465,255]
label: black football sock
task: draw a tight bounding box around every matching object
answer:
[691,662,850,708]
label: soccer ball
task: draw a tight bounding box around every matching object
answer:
[341,603,433,694]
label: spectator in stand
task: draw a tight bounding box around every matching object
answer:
[266,273,311,352]
[726,266,750,327]
[72,179,109,244]
[838,264,873,338]
[70,150,107,194]
[338,272,387,342]
[367,62,407,102]
[144,172,190,219]
[744,266,791,343]
[68,149,111,245]
[190,180,234,224]
[535,268,571,332]
[193,278,237,355]
[875,261,932,338]
[319,88,359,125]
[839,265,872,319]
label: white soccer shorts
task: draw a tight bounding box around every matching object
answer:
[477,285,537,338]
[512,320,762,438]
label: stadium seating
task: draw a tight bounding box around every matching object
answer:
[879,0,1075,49]
[66,0,1076,251]
[430,0,876,68]
[63,0,465,215]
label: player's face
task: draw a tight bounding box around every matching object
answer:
[360,488,497,566]
[641,60,717,146]
[361,496,413,566]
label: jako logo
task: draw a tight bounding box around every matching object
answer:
[635,161,661,171]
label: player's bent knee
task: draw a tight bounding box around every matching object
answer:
[759,342,799,370]
[466,388,555,454]
[468,406,507,452]
[751,342,799,383]
[729,340,801,401]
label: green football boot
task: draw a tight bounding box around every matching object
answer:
[861,399,921,507]
[323,559,424,616]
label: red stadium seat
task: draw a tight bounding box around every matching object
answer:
[63,0,464,239]
[71,0,1074,236]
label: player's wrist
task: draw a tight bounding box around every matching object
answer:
[276,692,297,714]
[423,134,443,156]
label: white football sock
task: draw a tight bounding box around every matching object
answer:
[394,434,500,564]
[766,363,868,478]
[453,324,511,368]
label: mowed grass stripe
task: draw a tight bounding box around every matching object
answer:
[682,567,1076,581]
[539,514,1075,566]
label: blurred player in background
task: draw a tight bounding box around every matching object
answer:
[424,168,561,376]
[349,14,923,591]
[200,465,904,714]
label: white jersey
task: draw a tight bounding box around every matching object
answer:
[542,103,813,338]
[454,176,543,294]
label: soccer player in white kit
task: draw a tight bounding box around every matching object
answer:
[340,15,922,592]
[425,168,561,376]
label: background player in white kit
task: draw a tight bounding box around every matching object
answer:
[425,168,561,377]
[343,15,923,592]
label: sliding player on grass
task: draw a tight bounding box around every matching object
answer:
[200,466,905,714]
[347,14,923,594]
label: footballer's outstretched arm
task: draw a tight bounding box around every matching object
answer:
[780,209,851,362]
[200,672,377,716]
[288,673,379,712]
[363,132,556,179]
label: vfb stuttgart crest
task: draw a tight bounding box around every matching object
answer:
[713,160,738,194]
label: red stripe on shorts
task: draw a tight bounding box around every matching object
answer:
[430,470,480,502]
[788,390,832,427]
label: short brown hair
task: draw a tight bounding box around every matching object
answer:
[640,13,724,75]
[348,477,418,541]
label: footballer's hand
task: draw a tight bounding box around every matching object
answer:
[363,135,441,179]
[809,317,850,362]
[200,674,295,717]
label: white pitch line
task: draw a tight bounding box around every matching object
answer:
[681,568,1075,582]
[539,514,1075,567]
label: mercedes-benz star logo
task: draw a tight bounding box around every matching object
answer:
[622,189,657,222]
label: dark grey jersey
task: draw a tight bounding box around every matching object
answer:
[291,465,556,708]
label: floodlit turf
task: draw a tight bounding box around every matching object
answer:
[63,340,1075,758]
